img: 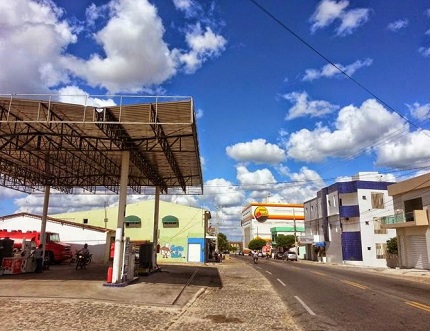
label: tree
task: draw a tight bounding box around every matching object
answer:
[217,232,230,252]
[275,234,295,249]
[386,237,398,255]
[248,237,267,251]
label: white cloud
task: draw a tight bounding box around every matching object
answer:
[0,0,227,95]
[337,8,370,36]
[226,139,286,164]
[310,0,370,36]
[179,24,227,74]
[14,192,118,215]
[303,59,373,81]
[310,0,349,32]
[283,91,339,120]
[203,178,245,207]
[419,46,430,57]
[85,3,103,27]
[407,102,430,120]
[0,187,26,202]
[57,86,116,106]
[172,0,201,18]
[195,108,204,119]
[387,19,408,32]
[236,166,276,191]
[62,0,177,93]
[0,0,77,93]
[375,130,430,168]
[283,99,405,162]
[276,167,325,204]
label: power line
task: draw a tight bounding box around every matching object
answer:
[247,0,428,137]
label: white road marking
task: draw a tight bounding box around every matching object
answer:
[295,296,316,316]
[277,278,286,286]
[266,271,272,275]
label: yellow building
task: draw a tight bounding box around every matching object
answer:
[52,200,210,263]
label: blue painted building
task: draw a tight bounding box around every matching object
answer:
[304,172,397,267]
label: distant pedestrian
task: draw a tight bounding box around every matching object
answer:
[34,244,44,273]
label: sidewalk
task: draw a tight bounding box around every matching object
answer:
[168,257,302,331]
[0,257,302,331]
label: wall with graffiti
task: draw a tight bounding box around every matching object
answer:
[159,242,185,260]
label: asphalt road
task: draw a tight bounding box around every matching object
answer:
[235,255,430,331]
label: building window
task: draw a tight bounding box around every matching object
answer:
[83,218,88,224]
[375,243,387,259]
[333,196,336,207]
[362,195,367,200]
[163,222,179,228]
[162,215,179,228]
[125,215,141,228]
[373,218,387,234]
[371,193,384,209]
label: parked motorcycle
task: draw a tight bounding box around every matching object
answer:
[75,253,90,270]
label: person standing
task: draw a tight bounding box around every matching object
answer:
[34,244,44,273]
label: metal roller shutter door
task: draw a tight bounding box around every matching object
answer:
[409,235,429,269]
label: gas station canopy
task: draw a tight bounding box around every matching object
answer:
[0,96,203,195]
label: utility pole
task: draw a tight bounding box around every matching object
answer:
[104,201,108,229]
[293,208,298,254]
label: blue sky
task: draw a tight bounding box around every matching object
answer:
[0,0,430,241]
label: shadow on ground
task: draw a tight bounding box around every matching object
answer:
[1,262,223,288]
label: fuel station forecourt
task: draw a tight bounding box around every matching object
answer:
[0,95,204,284]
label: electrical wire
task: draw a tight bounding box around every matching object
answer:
[247,0,428,136]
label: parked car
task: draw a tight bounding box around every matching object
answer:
[284,251,298,261]
[275,252,284,260]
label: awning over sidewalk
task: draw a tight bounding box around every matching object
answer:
[315,242,326,247]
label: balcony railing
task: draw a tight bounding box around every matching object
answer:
[380,210,429,228]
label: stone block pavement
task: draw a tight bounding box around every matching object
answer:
[0,256,302,331]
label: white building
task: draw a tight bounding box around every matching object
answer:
[0,212,114,263]
[380,172,430,269]
[241,202,304,253]
[304,172,396,267]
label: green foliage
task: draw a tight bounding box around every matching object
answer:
[217,232,230,252]
[248,237,267,250]
[386,237,398,255]
[275,234,296,249]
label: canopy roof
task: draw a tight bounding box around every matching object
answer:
[0,96,203,195]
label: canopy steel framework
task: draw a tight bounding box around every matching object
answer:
[0,96,203,195]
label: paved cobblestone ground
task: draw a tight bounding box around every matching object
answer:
[0,258,302,331]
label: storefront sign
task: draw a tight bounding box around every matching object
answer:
[254,206,269,223]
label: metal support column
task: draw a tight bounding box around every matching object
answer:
[112,151,129,283]
[152,186,160,270]
[40,186,50,262]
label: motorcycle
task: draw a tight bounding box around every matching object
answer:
[75,253,88,270]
